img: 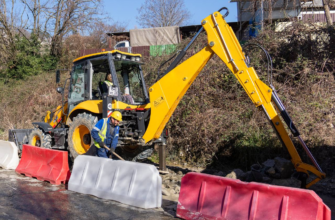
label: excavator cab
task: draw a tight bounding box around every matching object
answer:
[68,51,148,113]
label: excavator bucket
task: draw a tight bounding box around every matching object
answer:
[8,129,32,151]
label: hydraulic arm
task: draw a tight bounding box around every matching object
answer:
[142,8,325,188]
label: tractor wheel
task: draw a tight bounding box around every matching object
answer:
[28,128,52,149]
[68,113,97,160]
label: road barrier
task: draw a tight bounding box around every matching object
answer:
[69,155,162,209]
[177,172,331,220]
[0,140,19,169]
[16,144,71,185]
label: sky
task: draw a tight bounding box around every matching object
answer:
[103,0,238,30]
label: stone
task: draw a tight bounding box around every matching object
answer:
[162,189,170,196]
[174,186,181,194]
[163,179,170,184]
[177,171,183,175]
[245,171,254,182]
[271,178,301,188]
[262,159,275,168]
[233,169,246,180]
[251,170,263,182]
[265,167,276,175]
[225,171,236,179]
[274,157,294,178]
[226,169,246,181]
[262,176,272,183]
[251,164,262,172]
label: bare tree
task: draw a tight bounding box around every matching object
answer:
[0,0,17,68]
[322,0,333,26]
[137,0,190,28]
[49,0,102,58]
[88,20,127,48]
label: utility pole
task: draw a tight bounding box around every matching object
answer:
[322,0,333,26]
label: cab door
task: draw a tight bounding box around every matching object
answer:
[68,61,92,113]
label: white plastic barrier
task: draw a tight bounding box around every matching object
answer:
[0,140,19,169]
[69,155,162,209]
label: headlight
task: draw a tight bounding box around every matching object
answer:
[116,54,121,59]
[135,57,140,62]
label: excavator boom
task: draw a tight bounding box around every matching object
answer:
[142,9,325,187]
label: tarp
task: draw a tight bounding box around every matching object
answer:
[130,26,180,47]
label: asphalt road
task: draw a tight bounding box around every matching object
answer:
[0,169,176,220]
[1,167,334,220]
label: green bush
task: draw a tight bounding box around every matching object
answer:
[3,34,57,80]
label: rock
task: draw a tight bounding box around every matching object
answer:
[274,157,294,178]
[233,169,246,180]
[265,167,276,175]
[177,171,183,175]
[162,188,170,196]
[262,159,275,168]
[163,179,171,184]
[271,178,301,188]
[251,170,263,182]
[245,171,254,182]
[174,186,181,194]
[251,164,262,172]
[226,171,237,179]
[216,171,225,176]
[262,176,272,183]
[226,169,246,181]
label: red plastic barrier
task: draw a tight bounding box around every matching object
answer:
[177,172,330,220]
[16,144,71,185]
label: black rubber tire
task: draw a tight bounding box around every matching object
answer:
[68,113,97,160]
[28,128,52,149]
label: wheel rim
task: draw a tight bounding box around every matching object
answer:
[73,125,91,154]
[31,135,41,147]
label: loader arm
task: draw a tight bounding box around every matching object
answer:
[142,10,325,187]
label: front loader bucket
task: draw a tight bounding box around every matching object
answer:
[8,129,33,151]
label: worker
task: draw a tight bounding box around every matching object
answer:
[101,72,113,93]
[91,111,122,158]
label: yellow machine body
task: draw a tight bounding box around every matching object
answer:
[141,11,325,187]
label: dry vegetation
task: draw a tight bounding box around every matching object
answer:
[1,21,335,172]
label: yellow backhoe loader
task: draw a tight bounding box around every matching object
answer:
[9,7,325,188]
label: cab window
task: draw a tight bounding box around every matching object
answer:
[69,63,85,103]
[114,60,146,104]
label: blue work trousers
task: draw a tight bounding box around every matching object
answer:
[96,147,110,158]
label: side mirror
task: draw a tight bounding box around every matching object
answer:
[56,70,60,83]
[56,87,64,94]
